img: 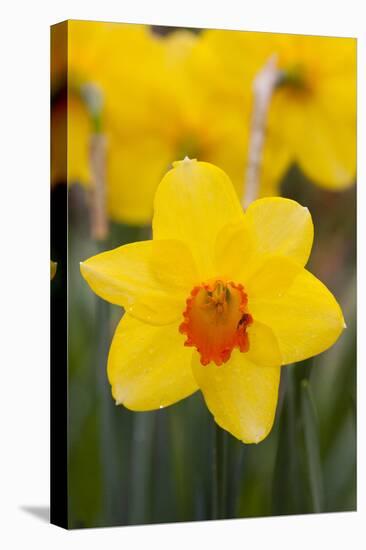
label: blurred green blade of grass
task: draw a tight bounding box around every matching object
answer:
[272,367,304,515]
[68,209,152,527]
[68,410,102,528]
[323,409,356,512]
[168,393,212,521]
[226,437,246,517]
[301,379,324,513]
[128,412,156,525]
[311,272,356,456]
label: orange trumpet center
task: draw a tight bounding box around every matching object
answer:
[179,280,253,366]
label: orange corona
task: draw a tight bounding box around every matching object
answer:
[179,280,253,366]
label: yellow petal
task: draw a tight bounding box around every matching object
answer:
[80,239,197,325]
[246,321,282,367]
[67,94,92,187]
[259,128,292,197]
[245,197,314,266]
[153,159,244,279]
[214,219,253,281]
[267,35,356,191]
[192,349,281,443]
[108,315,197,410]
[214,221,301,298]
[106,132,173,225]
[245,255,301,301]
[294,100,356,190]
[250,269,345,364]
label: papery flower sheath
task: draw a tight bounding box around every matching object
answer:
[80,159,345,443]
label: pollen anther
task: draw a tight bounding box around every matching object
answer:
[179,280,253,366]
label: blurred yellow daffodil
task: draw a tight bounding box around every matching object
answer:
[103,28,248,224]
[192,30,356,191]
[80,159,344,443]
[271,34,356,190]
[63,22,175,223]
[104,28,263,223]
[60,23,273,224]
[55,23,356,226]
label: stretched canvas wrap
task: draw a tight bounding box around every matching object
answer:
[50,20,357,529]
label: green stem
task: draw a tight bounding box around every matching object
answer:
[301,379,324,513]
[272,366,302,515]
[229,438,246,517]
[212,422,228,519]
[95,294,121,524]
[129,412,155,525]
[94,240,124,525]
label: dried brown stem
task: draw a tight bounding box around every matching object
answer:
[89,133,109,241]
[242,55,280,208]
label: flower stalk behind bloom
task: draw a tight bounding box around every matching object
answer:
[89,132,108,241]
[80,159,345,443]
[243,54,280,207]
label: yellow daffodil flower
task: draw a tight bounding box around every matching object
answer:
[80,159,344,443]
[54,23,356,225]
[60,23,289,223]
[105,29,255,223]
[61,23,258,223]
[270,34,356,190]
[64,22,174,222]
[104,29,211,224]
[192,30,356,192]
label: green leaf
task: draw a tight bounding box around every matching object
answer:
[301,379,324,513]
[272,366,304,515]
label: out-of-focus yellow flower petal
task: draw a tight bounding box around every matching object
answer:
[80,239,197,325]
[108,315,197,411]
[50,261,57,280]
[187,29,291,199]
[68,20,121,86]
[106,136,173,225]
[250,268,345,364]
[293,99,356,189]
[259,127,293,197]
[193,30,355,193]
[67,94,91,186]
[100,26,167,130]
[188,29,271,110]
[192,349,281,443]
[153,158,244,278]
[267,34,356,190]
[245,197,314,266]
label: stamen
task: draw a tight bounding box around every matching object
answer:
[180,280,253,366]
